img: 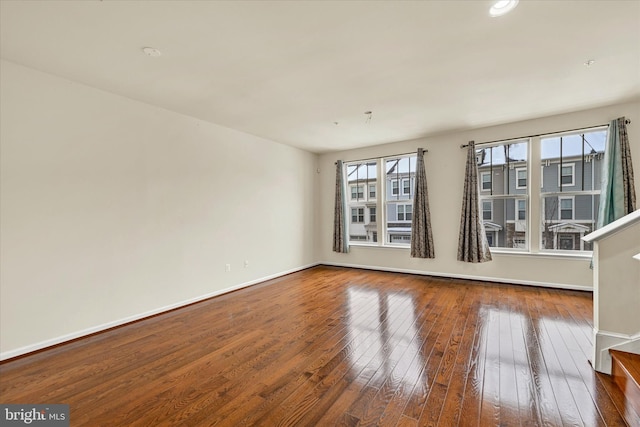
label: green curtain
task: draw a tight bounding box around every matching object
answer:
[597,117,636,229]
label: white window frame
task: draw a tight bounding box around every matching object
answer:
[351,185,364,200]
[397,203,413,222]
[517,199,526,220]
[481,172,492,191]
[369,184,376,199]
[559,196,574,220]
[369,207,376,223]
[351,207,365,223]
[391,180,399,196]
[559,163,575,187]
[516,167,527,189]
[482,200,492,221]
[402,178,411,195]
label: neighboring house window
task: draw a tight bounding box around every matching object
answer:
[481,172,492,191]
[392,180,399,196]
[397,204,413,221]
[351,207,364,223]
[369,184,376,199]
[517,199,526,220]
[485,232,494,247]
[370,207,377,223]
[559,197,573,220]
[482,200,492,220]
[402,178,411,195]
[516,168,527,189]
[351,185,364,200]
[560,163,575,187]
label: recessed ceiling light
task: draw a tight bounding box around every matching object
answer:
[489,0,519,17]
[142,47,162,57]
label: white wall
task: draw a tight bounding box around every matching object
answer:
[594,218,640,336]
[0,60,318,358]
[319,100,640,289]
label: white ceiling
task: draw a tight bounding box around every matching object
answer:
[1,1,639,153]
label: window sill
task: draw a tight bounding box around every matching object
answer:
[348,243,410,250]
[490,249,592,260]
[348,244,593,260]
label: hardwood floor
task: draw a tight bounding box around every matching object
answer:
[0,266,631,426]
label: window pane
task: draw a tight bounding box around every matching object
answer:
[346,160,378,244]
[479,197,527,249]
[385,155,416,245]
[539,130,603,252]
[477,141,527,196]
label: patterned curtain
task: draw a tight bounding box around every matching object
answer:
[597,117,636,229]
[333,160,349,253]
[410,148,435,258]
[457,141,492,263]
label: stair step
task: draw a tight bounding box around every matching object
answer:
[610,349,640,425]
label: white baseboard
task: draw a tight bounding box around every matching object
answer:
[592,329,640,374]
[0,263,319,361]
[321,262,593,292]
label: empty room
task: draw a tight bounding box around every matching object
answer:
[1,1,639,426]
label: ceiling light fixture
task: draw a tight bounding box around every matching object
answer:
[142,47,162,57]
[489,0,519,17]
[584,59,595,67]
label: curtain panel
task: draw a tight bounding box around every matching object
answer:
[597,117,637,229]
[410,148,435,258]
[333,160,349,253]
[457,141,492,263]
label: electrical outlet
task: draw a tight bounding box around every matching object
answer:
[244,260,249,268]
[225,264,231,272]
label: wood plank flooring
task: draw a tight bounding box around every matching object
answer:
[0,266,631,426]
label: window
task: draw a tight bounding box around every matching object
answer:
[516,168,527,189]
[397,204,412,221]
[391,180,399,196]
[482,200,492,220]
[560,164,575,187]
[558,234,575,250]
[351,186,364,200]
[345,155,416,246]
[477,140,528,250]
[540,128,605,252]
[481,172,492,191]
[559,197,573,220]
[485,232,494,247]
[351,207,364,223]
[402,178,411,195]
[386,155,417,245]
[517,199,526,220]
[346,161,378,244]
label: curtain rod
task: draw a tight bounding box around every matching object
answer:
[459,119,631,149]
[335,148,427,165]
